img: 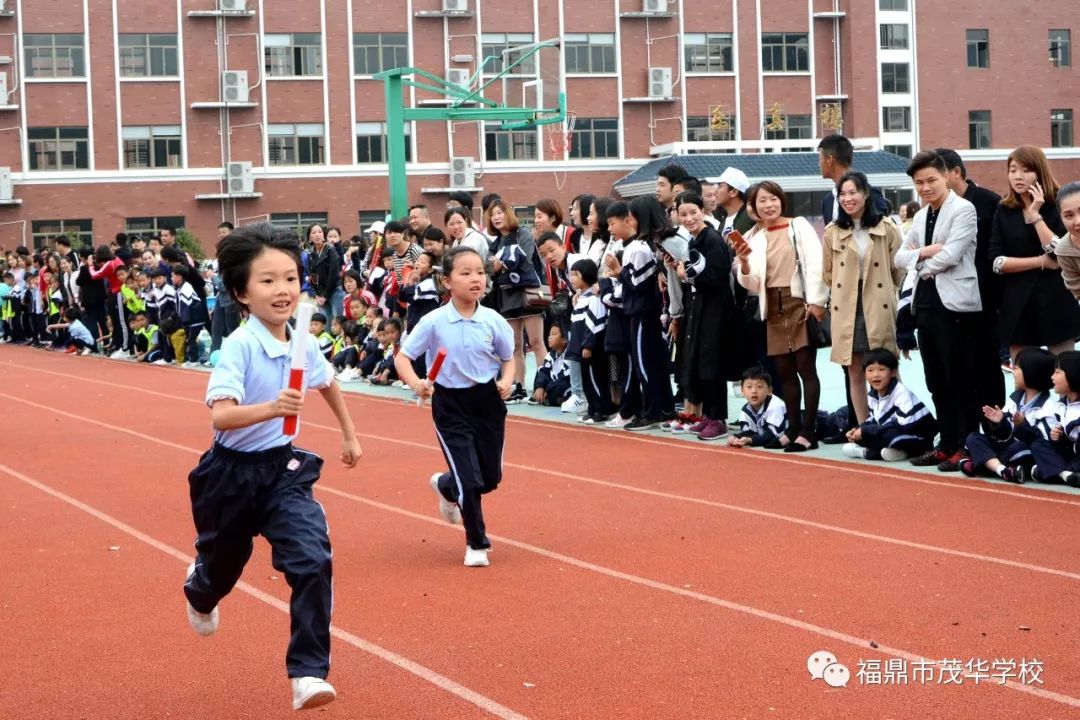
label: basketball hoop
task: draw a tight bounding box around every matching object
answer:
[548,112,576,156]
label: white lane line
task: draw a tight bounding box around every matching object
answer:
[0,461,529,720]
[1,388,1076,581]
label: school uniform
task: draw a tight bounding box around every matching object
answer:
[964,390,1052,468]
[184,314,336,680]
[735,395,788,446]
[598,271,634,419]
[400,301,514,551]
[401,276,441,377]
[177,281,208,363]
[856,378,939,459]
[316,330,335,360]
[569,288,616,418]
[2,281,25,343]
[617,238,675,423]
[357,337,382,377]
[532,349,571,406]
[372,341,400,382]
[133,323,163,362]
[1030,398,1080,481]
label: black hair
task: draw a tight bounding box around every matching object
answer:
[311,312,327,325]
[570,258,598,285]
[1014,348,1055,392]
[409,203,428,212]
[1056,350,1080,395]
[325,225,342,239]
[444,206,473,225]
[55,236,71,247]
[934,148,966,179]
[305,223,325,243]
[572,194,596,227]
[384,220,407,235]
[218,221,235,231]
[422,226,447,243]
[160,226,177,238]
[2,271,12,280]
[591,197,613,242]
[384,317,402,334]
[375,319,387,332]
[170,262,187,278]
[215,222,303,309]
[906,151,947,178]
[741,365,773,387]
[342,269,362,286]
[132,310,148,319]
[419,250,439,267]
[93,245,114,264]
[63,306,82,322]
[1058,181,1080,208]
[674,177,703,196]
[536,231,563,248]
[605,200,630,220]
[657,163,689,185]
[834,171,886,230]
[448,190,474,209]
[15,246,30,256]
[114,232,129,245]
[78,246,93,259]
[332,314,346,328]
[674,191,704,210]
[368,305,384,319]
[441,245,484,276]
[346,322,366,342]
[480,193,502,213]
[160,246,184,264]
[904,200,921,218]
[629,195,674,243]
[817,134,854,168]
[862,347,900,371]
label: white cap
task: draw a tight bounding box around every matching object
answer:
[717,167,750,193]
[367,220,386,235]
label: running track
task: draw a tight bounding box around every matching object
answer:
[1,344,1078,719]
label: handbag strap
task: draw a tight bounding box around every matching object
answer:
[788,223,810,303]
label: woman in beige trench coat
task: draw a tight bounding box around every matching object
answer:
[822,171,905,424]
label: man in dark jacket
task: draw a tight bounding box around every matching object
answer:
[76,245,108,341]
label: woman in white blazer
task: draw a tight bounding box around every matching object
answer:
[735,181,829,452]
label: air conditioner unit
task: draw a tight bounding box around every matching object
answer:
[226,161,254,194]
[221,70,249,103]
[218,0,247,11]
[0,167,12,202]
[0,0,8,11]
[446,69,470,88]
[449,156,475,189]
[0,73,7,101]
[442,0,468,11]
[648,67,672,98]
[644,0,668,12]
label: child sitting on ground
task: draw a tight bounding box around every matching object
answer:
[1030,350,1080,487]
[961,348,1055,483]
[530,323,572,407]
[728,366,788,447]
[45,306,96,355]
[309,312,335,360]
[843,348,938,462]
[370,317,402,385]
[131,310,164,363]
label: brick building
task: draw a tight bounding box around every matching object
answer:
[0,0,1076,250]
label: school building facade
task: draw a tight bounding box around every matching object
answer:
[0,0,1077,250]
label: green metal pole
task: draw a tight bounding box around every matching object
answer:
[384,75,409,218]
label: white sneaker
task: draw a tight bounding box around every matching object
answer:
[464,547,490,567]
[605,414,634,429]
[80,348,93,356]
[185,564,219,636]
[429,473,462,524]
[560,394,587,414]
[152,358,168,365]
[109,349,129,359]
[880,448,909,462]
[842,443,869,459]
[291,677,336,711]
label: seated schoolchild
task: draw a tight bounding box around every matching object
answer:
[728,366,788,448]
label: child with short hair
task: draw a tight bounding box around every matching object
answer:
[961,348,1055,483]
[173,263,208,367]
[0,271,16,342]
[843,348,938,462]
[370,317,402,385]
[131,310,164,363]
[183,222,362,711]
[568,258,616,423]
[45,306,95,355]
[309,312,334,359]
[1030,350,1080,487]
[530,323,572,406]
[395,246,514,568]
[728,366,788,447]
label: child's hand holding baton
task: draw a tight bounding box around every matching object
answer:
[283,303,315,435]
[415,347,448,407]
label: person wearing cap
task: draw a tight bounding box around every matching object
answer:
[714,167,755,237]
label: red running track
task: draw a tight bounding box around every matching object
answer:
[1,345,1078,719]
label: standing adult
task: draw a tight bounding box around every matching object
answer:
[408,205,432,237]
[159,226,192,266]
[54,236,80,269]
[308,223,344,319]
[894,151,982,472]
[822,171,904,425]
[536,232,586,413]
[567,194,596,255]
[76,245,107,342]
[989,145,1080,358]
[445,207,489,263]
[1054,182,1080,298]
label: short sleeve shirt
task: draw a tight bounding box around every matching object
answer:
[400,301,514,388]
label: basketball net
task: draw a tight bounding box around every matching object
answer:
[547,112,576,191]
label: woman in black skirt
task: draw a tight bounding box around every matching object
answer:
[990,145,1080,359]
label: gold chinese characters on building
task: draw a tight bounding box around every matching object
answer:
[820,103,844,131]
[765,103,786,132]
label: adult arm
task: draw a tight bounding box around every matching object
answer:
[922,201,977,275]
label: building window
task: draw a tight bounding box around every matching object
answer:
[31,219,93,250]
[352,33,407,75]
[878,0,908,9]
[270,212,329,235]
[480,33,535,75]
[882,106,912,132]
[881,63,910,93]
[684,33,734,73]
[968,110,991,149]
[484,122,537,161]
[28,127,89,170]
[966,29,989,68]
[1052,109,1074,148]
[126,216,185,240]
[884,188,915,213]
[564,33,616,74]
[567,118,618,159]
[1050,30,1072,68]
[687,114,737,142]
[358,210,389,231]
[884,144,913,159]
[118,34,179,77]
[355,122,412,163]
[122,126,182,169]
[761,33,809,72]
[24,34,85,78]
[879,24,909,50]
[764,114,812,140]
[265,33,322,77]
[268,124,325,165]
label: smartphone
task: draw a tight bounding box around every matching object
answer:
[728,230,748,252]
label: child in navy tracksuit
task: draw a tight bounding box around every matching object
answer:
[728,366,788,448]
[961,348,1055,483]
[182,223,361,711]
[530,324,572,407]
[395,246,515,568]
[1030,350,1080,487]
[173,263,208,365]
[568,258,616,423]
[843,348,938,462]
[401,251,442,378]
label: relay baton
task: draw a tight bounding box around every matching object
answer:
[283,303,315,435]
[416,347,448,407]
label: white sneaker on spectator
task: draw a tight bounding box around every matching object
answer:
[880,448,909,462]
[464,547,490,567]
[80,348,93,356]
[291,677,336,711]
[429,473,461,525]
[184,564,219,636]
[842,443,869,459]
[183,361,202,369]
[109,349,129,359]
[605,414,634,429]
[561,395,587,414]
[152,358,168,365]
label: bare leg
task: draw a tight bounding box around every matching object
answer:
[522,313,548,384]
[508,318,526,384]
[847,354,869,425]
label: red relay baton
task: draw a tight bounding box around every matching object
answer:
[283,303,315,435]
[416,347,448,407]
